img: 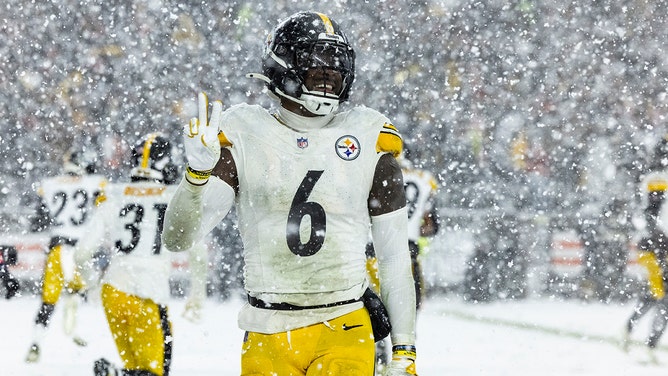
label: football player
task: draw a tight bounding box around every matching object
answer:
[85,133,181,376]
[163,11,418,376]
[0,245,20,299]
[25,148,108,363]
[622,161,668,364]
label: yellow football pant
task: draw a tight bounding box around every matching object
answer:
[42,245,85,304]
[101,284,172,376]
[241,307,375,375]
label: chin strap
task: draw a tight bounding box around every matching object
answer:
[299,89,339,115]
[247,73,339,116]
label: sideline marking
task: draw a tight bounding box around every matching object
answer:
[440,308,668,352]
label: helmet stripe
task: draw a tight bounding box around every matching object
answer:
[316,13,335,34]
[141,133,158,169]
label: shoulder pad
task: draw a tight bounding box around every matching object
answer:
[375,123,402,157]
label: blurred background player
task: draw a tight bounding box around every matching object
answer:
[25,148,108,363]
[0,245,20,299]
[621,140,668,363]
[622,236,667,364]
[79,132,182,376]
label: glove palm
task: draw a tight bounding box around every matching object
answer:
[183,92,222,184]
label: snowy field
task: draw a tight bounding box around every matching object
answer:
[2,292,667,375]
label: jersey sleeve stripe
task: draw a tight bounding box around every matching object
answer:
[382,123,400,135]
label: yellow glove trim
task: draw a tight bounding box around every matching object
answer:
[392,344,417,359]
[393,349,417,359]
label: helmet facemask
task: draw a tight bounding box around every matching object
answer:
[294,38,354,114]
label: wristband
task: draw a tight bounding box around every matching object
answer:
[185,166,212,185]
[392,344,417,358]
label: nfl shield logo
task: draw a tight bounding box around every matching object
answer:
[297,137,308,149]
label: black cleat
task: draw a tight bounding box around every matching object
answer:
[94,358,119,376]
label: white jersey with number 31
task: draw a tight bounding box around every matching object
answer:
[101,182,176,304]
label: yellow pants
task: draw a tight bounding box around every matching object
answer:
[101,284,172,376]
[42,245,85,304]
[241,307,375,375]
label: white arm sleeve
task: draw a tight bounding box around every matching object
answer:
[188,240,208,302]
[163,176,235,252]
[371,207,417,345]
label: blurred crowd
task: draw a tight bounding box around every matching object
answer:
[2,1,668,299]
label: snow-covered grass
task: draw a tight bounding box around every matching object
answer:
[2,292,666,375]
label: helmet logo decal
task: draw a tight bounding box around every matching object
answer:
[316,13,335,35]
[335,135,361,161]
[297,137,309,149]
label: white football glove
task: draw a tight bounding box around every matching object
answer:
[182,297,202,323]
[183,92,222,185]
[384,345,417,376]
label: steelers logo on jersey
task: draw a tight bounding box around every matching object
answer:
[335,135,361,161]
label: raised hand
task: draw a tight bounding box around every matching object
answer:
[183,92,222,185]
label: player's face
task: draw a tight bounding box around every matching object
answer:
[281,67,344,117]
[303,67,343,96]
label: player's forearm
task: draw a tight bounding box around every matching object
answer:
[164,176,235,252]
[163,179,207,252]
[372,207,417,345]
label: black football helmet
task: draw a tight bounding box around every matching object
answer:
[248,11,355,115]
[63,147,99,175]
[130,133,178,185]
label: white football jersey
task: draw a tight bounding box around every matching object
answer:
[403,167,438,241]
[101,182,176,304]
[220,104,399,308]
[37,174,108,241]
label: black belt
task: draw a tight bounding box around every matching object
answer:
[247,295,361,311]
